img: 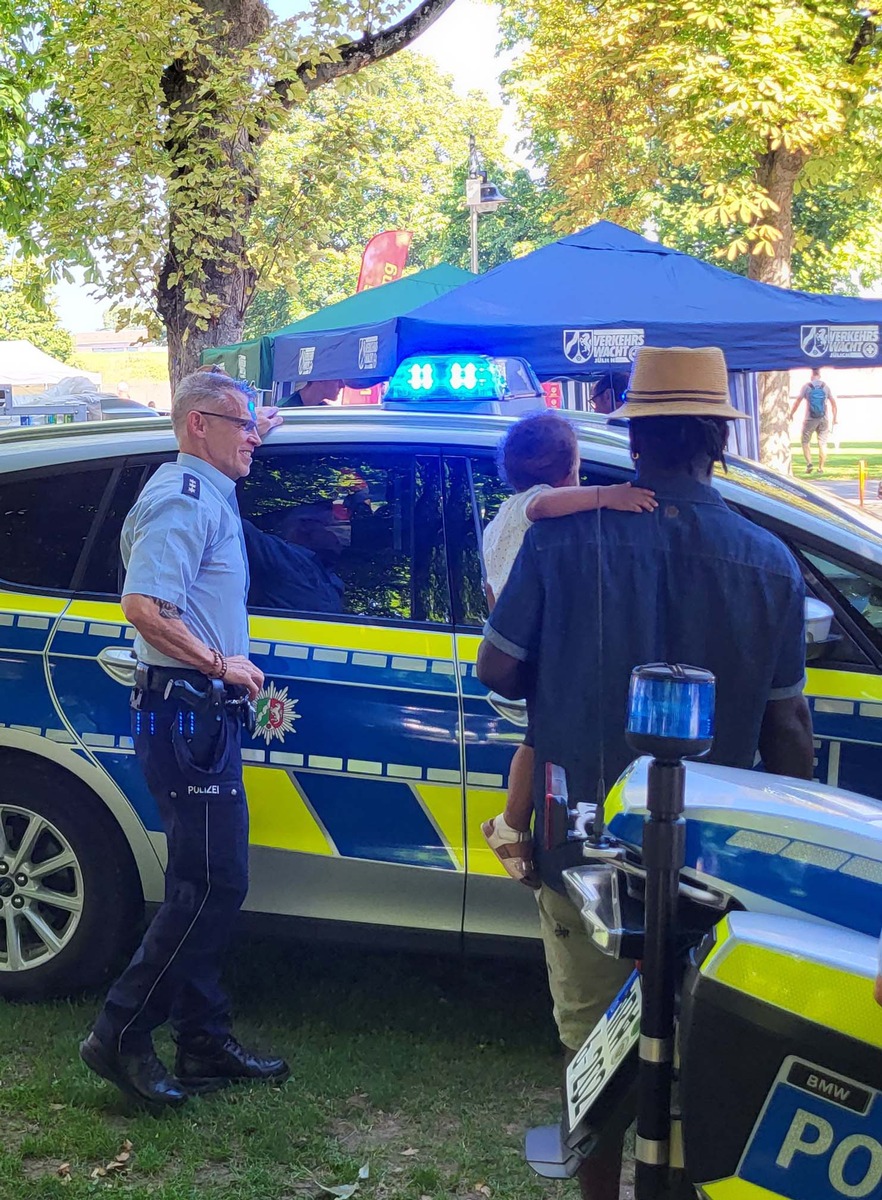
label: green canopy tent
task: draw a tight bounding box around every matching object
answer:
[200,336,274,392]
[200,264,474,391]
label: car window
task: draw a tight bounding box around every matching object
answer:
[727,459,882,556]
[74,465,152,596]
[444,457,505,627]
[239,449,449,623]
[0,466,117,593]
[445,454,628,627]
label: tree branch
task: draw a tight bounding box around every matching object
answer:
[847,13,877,64]
[276,0,456,101]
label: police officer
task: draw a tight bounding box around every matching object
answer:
[80,370,288,1109]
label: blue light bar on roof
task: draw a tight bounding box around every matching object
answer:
[384,354,546,414]
[386,355,506,403]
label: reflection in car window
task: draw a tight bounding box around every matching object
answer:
[804,548,882,638]
[240,450,449,623]
[77,466,150,596]
[445,458,510,626]
[0,466,114,592]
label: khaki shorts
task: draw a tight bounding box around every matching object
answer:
[536,885,633,1051]
[802,416,829,448]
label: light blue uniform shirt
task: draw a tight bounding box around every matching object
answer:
[121,452,249,668]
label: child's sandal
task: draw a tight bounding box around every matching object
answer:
[481,816,541,889]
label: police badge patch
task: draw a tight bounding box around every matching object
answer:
[254,681,300,744]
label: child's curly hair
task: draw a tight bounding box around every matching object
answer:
[498,411,578,493]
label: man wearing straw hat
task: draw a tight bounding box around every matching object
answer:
[477,346,814,1200]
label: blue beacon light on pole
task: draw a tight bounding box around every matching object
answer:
[625,663,715,1200]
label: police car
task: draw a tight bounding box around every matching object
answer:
[1,354,882,998]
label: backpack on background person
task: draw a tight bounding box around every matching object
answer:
[807,381,828,419]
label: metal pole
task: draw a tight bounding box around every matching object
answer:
[469,207,479,274]
[634,758,686,1200]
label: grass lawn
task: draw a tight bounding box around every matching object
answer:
[0,937,582,1200]
[790,440,882,483]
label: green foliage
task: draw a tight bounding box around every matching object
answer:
[243,52,556,337]
[249,54,501,320]
[421,161,560,272]
[650,166,882,294]
[0,3,56,250]
[500,0,882,287]
[0,238,73,360]
[245,286,296,340]
[0,0,444,338]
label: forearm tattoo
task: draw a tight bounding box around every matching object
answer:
[150,597,182,620]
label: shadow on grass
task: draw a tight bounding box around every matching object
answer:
[225,933,558,1052]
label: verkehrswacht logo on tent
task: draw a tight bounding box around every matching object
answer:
[358,336,379,371]
[564,328,644,365]
[801,325,879,360]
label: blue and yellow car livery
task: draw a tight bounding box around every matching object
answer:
[1,409,882,996]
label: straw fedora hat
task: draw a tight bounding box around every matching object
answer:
[614,346,748,420]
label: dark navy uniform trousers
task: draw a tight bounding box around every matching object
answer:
[94,689,249,1055]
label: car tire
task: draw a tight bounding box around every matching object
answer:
[0,757,142,999]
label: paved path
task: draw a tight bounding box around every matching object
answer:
[815,477,882,523]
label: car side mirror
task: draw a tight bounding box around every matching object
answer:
[806,633,842,663]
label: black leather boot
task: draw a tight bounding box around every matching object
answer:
[80,1032,188,1110]
[175,1035,290,1092]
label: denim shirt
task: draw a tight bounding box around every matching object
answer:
[483,471,806,891]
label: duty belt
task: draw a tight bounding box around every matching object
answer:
[133,663,256,735]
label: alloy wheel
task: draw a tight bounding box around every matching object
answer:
[0,805,84,972]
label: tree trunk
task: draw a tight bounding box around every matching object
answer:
[157,0,270,390]
[161,277,255,389]
[748,146,807,473]
[156,0,457,390]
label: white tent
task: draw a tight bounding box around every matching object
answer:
[0,340,101,389]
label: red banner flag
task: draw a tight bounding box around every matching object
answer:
[356,230,413,293]
[342,231,413,405]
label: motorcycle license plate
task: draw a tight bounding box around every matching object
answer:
[566,969,642,1130]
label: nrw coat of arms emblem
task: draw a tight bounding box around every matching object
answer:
[254,682,300,744]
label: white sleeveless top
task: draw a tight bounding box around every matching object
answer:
[482,484,551,599]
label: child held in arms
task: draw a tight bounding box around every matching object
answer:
[481,411,657,885]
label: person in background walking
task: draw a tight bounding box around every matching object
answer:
[791,368,838,475]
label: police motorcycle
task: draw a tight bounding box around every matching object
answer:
[527,664,882,1200]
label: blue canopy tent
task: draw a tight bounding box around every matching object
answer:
[396,223,882,373]
[392,224,882,458]
[276,223,882,459]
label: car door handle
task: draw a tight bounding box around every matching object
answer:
[97,646,138,688]
[485,692,528,727]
